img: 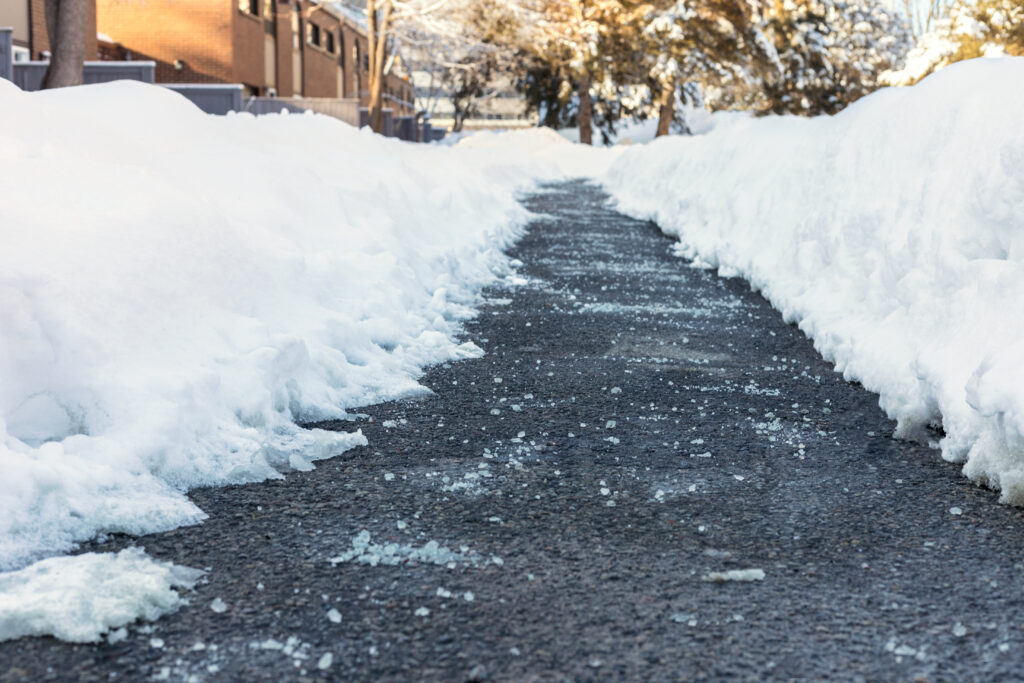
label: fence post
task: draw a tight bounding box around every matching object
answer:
[0,28,12,83]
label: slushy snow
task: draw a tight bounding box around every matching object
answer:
[604,58,1024,503]
[0,548,202,642]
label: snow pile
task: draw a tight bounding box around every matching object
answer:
[604,58,1024,502]
[451,126,618,176]
[0,548,202,643]
[0,77,593,576]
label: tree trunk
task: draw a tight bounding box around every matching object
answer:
[42,0,88,89]
[656,79,675,137]
[367,0,392,134]
[577,72,592,145]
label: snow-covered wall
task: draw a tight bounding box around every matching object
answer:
[0,79,607,574]
[604,58,1024,503]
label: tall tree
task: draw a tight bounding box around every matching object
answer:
[366,0,395,133]
[529,0,631,144]
[41,0,89,89]
[634,0,775,135]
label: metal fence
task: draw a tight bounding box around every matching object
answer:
[0,28,11,83]
[359,108,396,137]
[164,84,243,116]
[394,116,418,142]
[10,60,154,91]
[242,97,359,126]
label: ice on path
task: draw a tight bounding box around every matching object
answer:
[703,569,766,582]
[328,531,481,568]
[0,548,202,642]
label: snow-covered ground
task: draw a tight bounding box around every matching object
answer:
[603,58,1024,503]
[0,79,608,641]
[3,55,1022,644]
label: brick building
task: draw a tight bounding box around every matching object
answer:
[95,0,414,114]
[0,0,98,62]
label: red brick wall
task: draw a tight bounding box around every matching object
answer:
[301,6,340,98]
[340,24,361,99]
[274,0,295,97]
[29,0,49,59]
[232,5,265,90]
[97,0,233,84]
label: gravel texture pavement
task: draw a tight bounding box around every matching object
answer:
[3,180,1024,682]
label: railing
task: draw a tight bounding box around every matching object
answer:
[9,60,155,91]
[164,84,243,116]
[0,28,12,83]
[243,97,360,126]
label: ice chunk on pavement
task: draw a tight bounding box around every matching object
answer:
[329,531,479,568]
[327,608,342,624]
[318,653,334,670]
[703,569,766,582]
[209,597,228,613]
[415,607,430,617]
[0,548,202,642]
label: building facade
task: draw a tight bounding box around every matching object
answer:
[95,0,413,113]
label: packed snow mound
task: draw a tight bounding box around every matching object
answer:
[452,126,620,178]
[0,548,202,643]
[0,79,585,574]
[604,58,1024,503]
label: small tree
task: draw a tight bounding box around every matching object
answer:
[636,0,775,135]
[41,0,89,89]
[528,0,632,144]
[883,0,1023,85]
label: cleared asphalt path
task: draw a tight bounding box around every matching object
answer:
[4,180,1024,681]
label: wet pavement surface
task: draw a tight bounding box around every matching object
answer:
[4,180,1024,682]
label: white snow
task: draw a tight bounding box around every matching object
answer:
[0,80,611,574]
[0,79,609,641]
[604,58,1024,503]
[703,569,766,582]
[0,548,202,642]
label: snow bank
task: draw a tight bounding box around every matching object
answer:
[0,78,595,576]
[603,58,1024,502]
[0,548,202,643]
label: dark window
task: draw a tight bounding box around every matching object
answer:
[263,0,275,33]
[362,53,369,71]
[310,23,321,46]
[239,0,259,15]
[326,31,335,54]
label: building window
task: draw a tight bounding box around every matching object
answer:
[325,31,335,54]
[362,52,369,71]
[239,0,259,15]
[263,0,276,33]
[308,23,321,47]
